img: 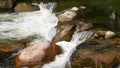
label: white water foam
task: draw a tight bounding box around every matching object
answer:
[0,2,58,41]
[42,30,93,68]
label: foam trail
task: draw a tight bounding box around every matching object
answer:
[42,30,93,68]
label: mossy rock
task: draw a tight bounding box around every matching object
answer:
[14,3,40,13]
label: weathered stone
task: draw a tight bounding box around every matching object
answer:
[18,41,50,62]
[6,0,13,8]
[71,39,120,68]
[77,21,93,31]
[92,31,106,39]
[57,10,77,22]
[79,6,86,10]
[0,40,25,53]
[14,3,40,12]
[53,24,75,42]
[0,0,13,8]
[15,42,62,67]
[105,31,116,39]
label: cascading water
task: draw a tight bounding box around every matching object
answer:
[0,2,58,41]
[109,10,116,31]
[0,2,94,68]
[42,29,93,68]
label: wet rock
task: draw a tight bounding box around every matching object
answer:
[6,0,13,9]
[18,41,50,62]
[15,42,62,67]
[79,6,86,10]
[0,0,13,8]
[92,31,115,39]
[77,21,93,31]
[105,31,116,39]
[71,39,120,68]
[53,24,75,42]
[0,40,25,53]
[14,3,40,13]
[92,31,106,39]
[57,10,77,22]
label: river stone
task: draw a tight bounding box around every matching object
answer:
[57,10,77,22]
[53,24,75,42]
[14,3,40,12]
[71,39,120,68]
[105,31,116,39]
[19,41,50,62]
[79,6,86,10]
[0,0,13,8]
[78,22,93,31]
[92,31,106,39]
[0,40,25,53]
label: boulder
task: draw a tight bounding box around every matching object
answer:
[57,10,77,22]
[15,42,62,67]
[92,31,106,39]
[71,39,120,68]
[14,3,40,13]
[79,6,86,10]
[18,41,50,62]
[77,21,93,31]
[6,0,13,8]
[0,0,6,8]
[92,31,116,39]
[0,0,13,8]
[0,40,25,53]
[105,31,116,39]
[53,24,75,42]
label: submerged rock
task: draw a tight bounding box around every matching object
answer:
[14,3,40,12]
[71,39,120,68]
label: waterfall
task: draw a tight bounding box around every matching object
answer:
[109,10,116,31]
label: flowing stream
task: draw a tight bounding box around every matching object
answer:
[0,3,93,68]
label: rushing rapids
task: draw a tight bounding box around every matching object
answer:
[0,2,94,68]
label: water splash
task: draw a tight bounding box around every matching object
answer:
[0,2,58,41]
[109,10,116,31]
[42,29,93,68]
